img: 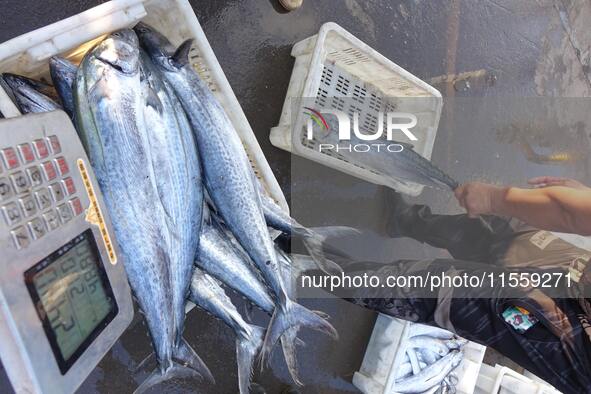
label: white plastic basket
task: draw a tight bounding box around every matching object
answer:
[475,364,562,394]
[353,314,487,394]
[270,22,443,196]
[0,0,288,212]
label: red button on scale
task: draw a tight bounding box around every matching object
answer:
[47,136,61,154]
[1,148,19,169]
[33,139,49,159]
[17,143,35,164]
[62,177,76,195]
[69,198,84,216]
[41,161,57,181]
[54,156,69,175]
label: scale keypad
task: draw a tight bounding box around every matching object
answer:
[1,135,84,249]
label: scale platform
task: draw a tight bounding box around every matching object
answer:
[0,111,133,394]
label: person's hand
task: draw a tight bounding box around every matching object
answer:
[454,182,506,217]
[528,176,588,190]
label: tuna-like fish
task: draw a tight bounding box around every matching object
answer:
[317,123,459,190]
[2,73,61,113]
[74,29,211,391]
[140,51,203,347]
[196,211,304,384]
[49,56,77,118]
[189,268,264,394]
[393,351,463,393]
[136,22,338,363]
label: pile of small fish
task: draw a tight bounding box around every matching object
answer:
[394,323,467,394]
[1,24,357,393]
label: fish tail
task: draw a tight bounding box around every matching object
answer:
[260,300,338,367]
[280,327,304,386]
[132,362,204,394]
[172,337,215,384]
[298,226,360,275]
[236,325,265,394]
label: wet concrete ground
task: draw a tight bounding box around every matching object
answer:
[1,0,591,393]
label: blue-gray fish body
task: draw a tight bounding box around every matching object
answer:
[318,127,458,190]
[196,214,275,313]
[74,29,211,389]
[189,268,264,394]
[140,52,202,345]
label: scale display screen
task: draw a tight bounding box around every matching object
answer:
[24,229,118,374]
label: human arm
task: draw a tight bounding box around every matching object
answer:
[454,181,591,235]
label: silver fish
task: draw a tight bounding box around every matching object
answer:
[317,126,459,190]
[196,211,305,385]
[49,56,77,118]
[394,351,463,393]
[136,22,338,363]
[74,29,211,391]
[140,51,203,347]
[189,267,264,394]
[2,73,61,113]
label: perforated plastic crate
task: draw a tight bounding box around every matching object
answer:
[0,0,287,212]
[353,314,486,394]
[270,22,443,196]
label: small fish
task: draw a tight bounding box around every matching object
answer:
[49,56,78,118]
[394,351,463,393]
[189,268,264,394]
[2,73,61,113]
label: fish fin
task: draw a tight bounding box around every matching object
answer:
[133,363,203,394]
[242,302,255,322]
[171,39,194,67]
[236,325,265,394]
[296,226,360,275]
[260,300,338,367]
[280,327,304,386]
[144,86,163,113]
[172,337,215,383]
[133,351,156,373]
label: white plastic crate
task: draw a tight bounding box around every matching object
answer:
[353,314,487,394]
[270,22,443,196]
[475,364,562,394]
[0,0,288,212]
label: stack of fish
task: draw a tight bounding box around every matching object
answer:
[1,24,354,393]
[394,323,467,394]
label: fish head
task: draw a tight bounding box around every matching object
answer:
[134,22,190,72]
[49,56,77,80]
[2,73,35,93]
[92,29,140,75]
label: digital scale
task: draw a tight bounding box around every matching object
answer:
[0,111,133,394]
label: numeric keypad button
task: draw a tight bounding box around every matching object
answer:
[28,218,46,240]
[11,226,30,249]
[57,204,73,224]
[18,195,37,217]
[34,188,52,210]
[43,209,60,230]
[26,166,43,187]
[10,171,30,194]
[2,202,22,226]
[0,177,13,202]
